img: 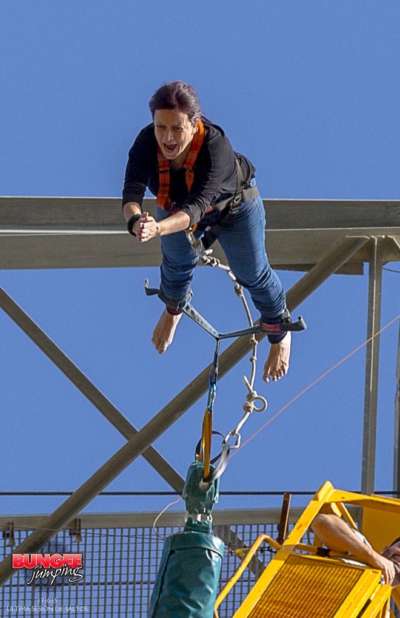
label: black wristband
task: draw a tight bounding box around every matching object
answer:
[127,214,142,237]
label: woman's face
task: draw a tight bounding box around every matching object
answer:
[154,109,197,162]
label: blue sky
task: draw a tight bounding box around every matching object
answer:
[1,1,400,517]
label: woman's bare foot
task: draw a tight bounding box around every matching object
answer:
[263,332,291,382]
[151,309,182,354]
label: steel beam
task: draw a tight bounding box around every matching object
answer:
[0,235,369,585]
[285,236,370,308]
[1,197,400,230]
[0,288,270,576]
[0,508,307,531]
[0,287,184,493]
[0,288,268,576]
[203,236,371,382]
[361,238,385,494]
[386,238,400,491]
[389,236,400,493]
[394,324,400,491]
[1,197,399,271]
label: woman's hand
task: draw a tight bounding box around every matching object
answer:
[137,212,161,242]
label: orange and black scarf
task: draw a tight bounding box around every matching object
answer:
[156,119,205,210]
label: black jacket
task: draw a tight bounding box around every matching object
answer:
[122,121,255,226]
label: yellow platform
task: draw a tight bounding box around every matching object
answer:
[215,481,400,618]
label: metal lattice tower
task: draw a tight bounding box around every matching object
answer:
[0,196,400,596]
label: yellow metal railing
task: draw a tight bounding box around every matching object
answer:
[214,535,282,618]
[214,481,400,618]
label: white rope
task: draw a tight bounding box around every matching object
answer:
[186,235,268,444]
[151,496,183,542]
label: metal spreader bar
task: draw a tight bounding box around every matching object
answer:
[144,280,306,342]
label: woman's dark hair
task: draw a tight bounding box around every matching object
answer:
[149,81,202,123]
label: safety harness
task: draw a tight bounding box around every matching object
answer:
[200,157,259,250]
[156,119,260,249]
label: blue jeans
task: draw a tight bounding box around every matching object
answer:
[157,190,287,343]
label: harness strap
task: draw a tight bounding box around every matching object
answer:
[183,120,205,189]
[194,433,231,484]
[201,158,259,250]
[206,158,248,215]
[156,119,205,210]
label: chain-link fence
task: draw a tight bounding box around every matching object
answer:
[0,509,294,617]
[2,508,397,618]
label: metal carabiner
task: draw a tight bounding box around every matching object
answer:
[186,228,203,253]
[206,383,217,409]
[223,400,263,452]
[223,430,242,451]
